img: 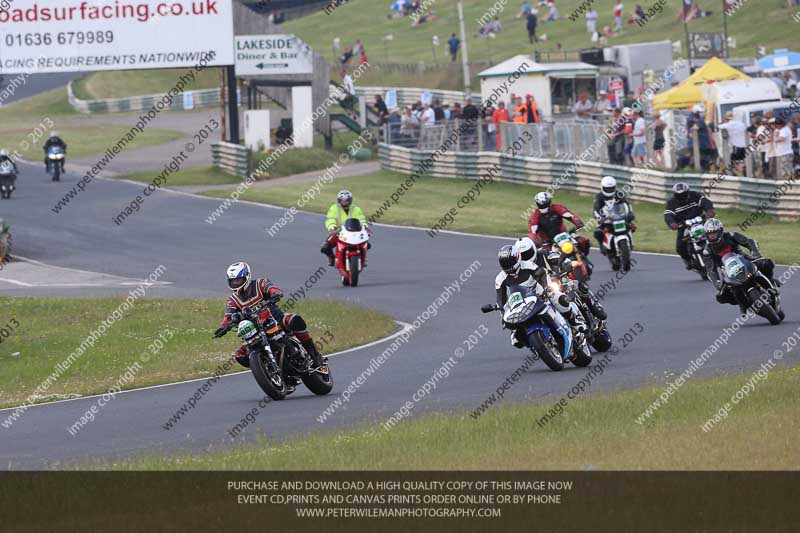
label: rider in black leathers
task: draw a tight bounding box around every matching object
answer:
[702,218,777,313]
[43,132,67,173]
[0,150,18,174]
[664,183,715,269]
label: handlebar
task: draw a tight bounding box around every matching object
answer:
[480,304,500,314]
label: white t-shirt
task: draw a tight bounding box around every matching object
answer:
[343,74,355,96]
[633,117,646,145]
[756,125,769,154]
[719,119,746,148]
[421,107,436,126]
[586,10,598,22]
[774,125,793,157]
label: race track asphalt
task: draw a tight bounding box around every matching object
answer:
[0,159,797,469]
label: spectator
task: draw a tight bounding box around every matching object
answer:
[420,102,436,126]
[462,97,480,124]
[352,39,363,58]
[594,90,611,113]
[341,68,357,116]
[631,4,646,24]
[448,33,460,62]
[573,93,593,118]
[773,117,794,179]
[516,1,532,18]
[374,94,389,124]
[613,2,624,32]
[790,113,800,167]
[754,115,770,178]
[622,91,637,109]
[717,111,747,175]
[339,45,354,65]
[607,108,625,164]
[450,102,463,120]
[359,49,369,66]
[524,94,540,124]
[387,108,402,138]
[686,104,716,171]
[544,0,559,22]
[432,99,445,122]
[400,106,417,137]
[526,9,538,43]
[631,109,647,166]
[622,107,635,165]
[492,102,511,150]
[586,8,598,35]
[651,111,666,167]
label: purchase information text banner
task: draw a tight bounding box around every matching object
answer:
[0,0,234,74]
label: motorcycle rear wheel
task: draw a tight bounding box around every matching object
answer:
[572,345,592,367]
[302,365,334,395]
[748,288,782,325]
[528,330,564,371]
[249,350,288,401]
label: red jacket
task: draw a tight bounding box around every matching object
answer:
[528,204,583,243]
[219,278,283,329]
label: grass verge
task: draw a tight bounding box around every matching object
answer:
[71,68,222,100]
[106,365,800,470]
[0,123,183,161]
[114,166,244,187]
[0,297,395,409]
[202,170,800,265]
[286,0,796,77]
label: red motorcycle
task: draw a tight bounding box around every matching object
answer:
[331,218,371,287]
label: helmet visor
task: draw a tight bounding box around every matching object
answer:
[706,230,721,243]
[228,277,247,290]
[339,198,352,208]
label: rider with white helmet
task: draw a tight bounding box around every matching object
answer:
[592,176,635,252]
[43,131,67,173]
[214,262,325,390]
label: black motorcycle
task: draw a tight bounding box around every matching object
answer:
[718,253,784,325]
[545,250,612,353]
[0,160,16,199]
[681,215,709,280]
[216,299,333,400]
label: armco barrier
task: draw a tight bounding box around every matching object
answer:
[378,143,800,220]
[212,142,251,179]
[68,81,221,114]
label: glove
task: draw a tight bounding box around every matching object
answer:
[328,226,338,234]
[213,326,229,338]
[707,210,716,218]
[631,224,637,232]
[669,223,679,230]
[751,252,762,260]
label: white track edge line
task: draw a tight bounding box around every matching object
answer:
[0,320,412,414]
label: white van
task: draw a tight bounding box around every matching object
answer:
[701,78,782,126]
[732,101,799,128]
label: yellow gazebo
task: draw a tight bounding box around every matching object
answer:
[653,57,750,110]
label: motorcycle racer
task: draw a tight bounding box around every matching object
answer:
[213,262,324,391]
[593,176,635,252]
[495,243,587,350]
[43,131,67,173]
[664,183,715,269]
[701,219,778,312]
[528,192,590,256]
[321,190,369,267]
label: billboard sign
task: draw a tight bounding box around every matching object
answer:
[0,0,234,74]
[688,32,727,60]
[234,34,313,76]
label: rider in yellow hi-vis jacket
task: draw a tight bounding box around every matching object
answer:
[321,190,368,266]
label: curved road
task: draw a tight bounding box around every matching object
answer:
[0,157,797,469]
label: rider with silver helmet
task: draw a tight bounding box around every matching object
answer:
[664,182,715,269]
[321,190,369,266]
[592,176,635,253]
[495,242,587,348]
[43,131,67,173]
[701,219,778,311]
[214,262,325,390]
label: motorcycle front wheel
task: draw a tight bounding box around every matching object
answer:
[348,255,360,287]
[249,349,288,401]
[618,239,632,272]
[528,330,564,371]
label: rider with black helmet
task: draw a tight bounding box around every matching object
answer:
[701,219,778,312]
[495,243,587,347]
[664,182,715,268]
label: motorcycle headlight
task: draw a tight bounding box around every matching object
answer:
[560,241,574,255]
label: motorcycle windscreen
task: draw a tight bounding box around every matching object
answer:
[343,218,363,232]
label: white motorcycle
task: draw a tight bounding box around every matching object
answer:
[682,215,709,280]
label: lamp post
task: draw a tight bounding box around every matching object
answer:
[457,0,471,97]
